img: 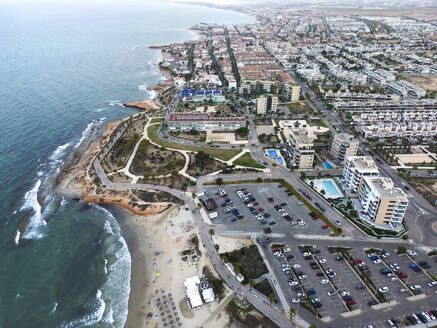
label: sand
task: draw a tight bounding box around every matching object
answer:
[120,204,233,328]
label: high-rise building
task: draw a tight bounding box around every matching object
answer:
[330,133,359,162]
[358,177,409,229]
[256,95,278,114]
[342,156,379,195]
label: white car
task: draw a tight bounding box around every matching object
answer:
[320,279,329,284]
[427,281,437,287]
[378,286,389,293]
[302,252,311,257]
[319,258,327,264]
[296,201,303,206]
[407,250,417,256]
[289,281,298,287]
[291,298,300,303]
[298,274,307,280]
[410,284,421,291]
[390,277,398,282]
[292,264,301,269]
[373,259,382,264]
[340,291,350,297]
[283,247,292,253]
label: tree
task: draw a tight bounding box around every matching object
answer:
[209,229,215,235]
[300,171,307,180]
[397,245,407,254]
[216,177,224,185]
[289,306,297,317]
[263,227,272,234]
[215,244,220,251]
[256,177,263,183]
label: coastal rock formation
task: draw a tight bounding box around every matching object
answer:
[123,99,160,112]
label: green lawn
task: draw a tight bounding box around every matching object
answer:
[149,117,164,124]
[233,152,265,169]
[147,124,241,161]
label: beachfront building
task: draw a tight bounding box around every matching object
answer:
[166,113,246,131]
[342,156,380,195]
[330,133,359,163]
[357,177,409,229]
[184,276,216,310]
[256,95,278,114]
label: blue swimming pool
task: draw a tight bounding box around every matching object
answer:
[268,149,278,158]
[323,180,339,196]
[323,161,334,169]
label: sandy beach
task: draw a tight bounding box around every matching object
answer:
[118,204,234,328]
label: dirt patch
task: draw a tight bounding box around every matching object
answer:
[170,130,206,142]
[179,299,194,319]
[402,74,437,91]
[404,177,437,207]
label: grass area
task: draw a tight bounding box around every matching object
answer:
[147,124,241,161]
[149,117,164,124]
[233,152,266,169]
[221,245,268,284]
[254,279,277,303]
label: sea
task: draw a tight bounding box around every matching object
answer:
[0,2,253,327]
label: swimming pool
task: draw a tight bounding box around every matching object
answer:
[268,149,278,158]
[323,161,334,169]
[312,178,344,199]
[266,149,284,165]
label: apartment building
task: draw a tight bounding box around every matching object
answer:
[281,122,316,169]
[358,177,409,229]
[330,133,359,162]
[282,84,301,102]
[256,95,278,114]
[342,156,380,195]
[167,113,246,131]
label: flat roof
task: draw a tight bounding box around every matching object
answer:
[168,113,245,122]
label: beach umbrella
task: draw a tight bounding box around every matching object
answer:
[156,273,161,277]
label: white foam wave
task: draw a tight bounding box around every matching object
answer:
[59,290,106,328]
[147,89,157,100]
[74,122,94,149]
[108,100,125,108]
[90,204,131,328]
[138,84,148,92]
[95,108,107,112]
[14,230,20,246]
[49,143,71,165]
[50,302,58,313]
[20,180,47,240]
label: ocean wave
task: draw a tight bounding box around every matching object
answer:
[59,290,106,328]
[49,142,70,167]
[108,100,125,108]
[14,230,20,246]
[147,89,157,100]
[50,302,58,314]
[20,180,47,240]
[95,107,107,112]
[91,204,131,328]
[74,122,94,149]
[138,84,148,92]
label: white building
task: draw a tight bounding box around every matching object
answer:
[342,156,380,195]
[358,177,409,230]
[256,95,278,114]
[330,133,359,162]
[167,113,246,131]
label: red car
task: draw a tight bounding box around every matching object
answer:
[346,300,356,305]
[400,273,408,279]
[253,202,259,206]
[221,194,228,198]
[268,197,274,203]
[312,216,319,220]
[321,225,328,230]
[258,208,264,212]
[354,259,363,264]
[240,188,247,191]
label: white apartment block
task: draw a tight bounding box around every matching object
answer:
[358,177,409,229]
[167,113,246,131]
[283,121,316,169]
[342,156,380,195]
[330,133,359,162]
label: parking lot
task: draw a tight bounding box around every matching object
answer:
[349,248,407,302]
[202,183,333,236]
[317,247,376,311]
